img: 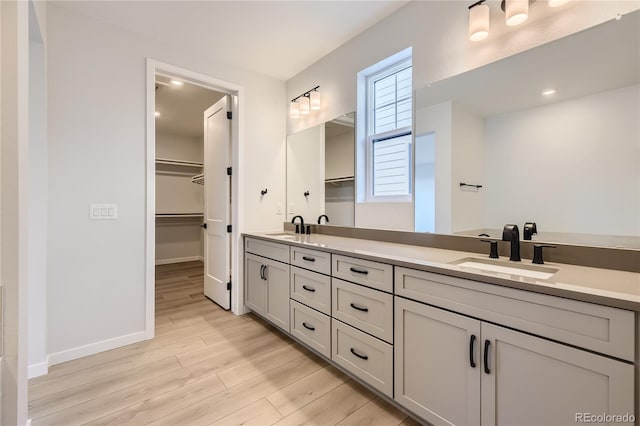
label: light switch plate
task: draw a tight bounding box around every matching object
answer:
[289,203,295,214]
[90,204,118,220]
[276,202,283,215]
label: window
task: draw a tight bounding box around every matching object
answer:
[365,58,412,200]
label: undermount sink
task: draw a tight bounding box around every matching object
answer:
[450,257,558,280]
[265,232,299,240]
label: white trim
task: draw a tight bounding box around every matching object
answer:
[155,256,204,266]
[27,358,49,379]
[48,331,146,367]
[146,59,246,340]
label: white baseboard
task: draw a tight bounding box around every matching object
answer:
[28,358,49,379]
[48,331,147,367]
[155,256,203,265]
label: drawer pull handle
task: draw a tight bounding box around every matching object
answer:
[302,285,316,293]
[302,256,316,262]
[302,322,315,331]
[259,265,265,280]
[483,339,491,375]
[469,334,477,368]
[350,348,368,360]
[349,267,368,275]
[349,303,369,312]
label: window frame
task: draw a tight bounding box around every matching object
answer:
[364,58,413,202]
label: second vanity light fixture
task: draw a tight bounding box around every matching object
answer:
[290,86,321,119]
[468,0,570,42]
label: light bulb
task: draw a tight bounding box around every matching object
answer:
[505,0,528,26]
[469,3,490,41]
[170,79,184,86]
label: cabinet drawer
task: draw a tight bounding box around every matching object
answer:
[290,300,331,358]
[332,319,393,398]
[290,266,331,315]
[396,267,636,361]
[245,237,289,263]
[332,255,393,293]
[291,246,331,275]
[332,279,393,343]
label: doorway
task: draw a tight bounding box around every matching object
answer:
[146,60,243,339]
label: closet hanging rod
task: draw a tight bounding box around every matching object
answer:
[156,158,204,167]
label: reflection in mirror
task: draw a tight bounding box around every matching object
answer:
[286,113,355,227]
[412,10,639,248]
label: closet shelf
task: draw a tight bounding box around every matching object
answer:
[325,176,355,184]
[156,213,204,218]
[191,174,205,185]
[156,158,204,168]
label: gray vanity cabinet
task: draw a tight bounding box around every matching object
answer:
[395,297,635,426]
[481,323,634,426]
[244,246,290,332]
[395,297,481,426]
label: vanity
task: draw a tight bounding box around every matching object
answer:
[243,231,638,426]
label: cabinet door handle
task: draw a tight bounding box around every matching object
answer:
[469,334,477,368]
[259,265,265,280]
[263,265,268,281]
[350,348,368,360]
[302,322,315,331]
[302,256,316,262]
[349,267,368,275]
[349,303,369,312]
[483,339,491,374]
[302,285,316,293]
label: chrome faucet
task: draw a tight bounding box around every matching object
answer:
[502,224,521,261]
[291,215,305,234]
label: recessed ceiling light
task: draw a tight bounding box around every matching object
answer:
[155,111,161,117]
[170,79,184,86]
[542,89,556,96]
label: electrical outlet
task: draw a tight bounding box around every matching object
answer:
[90,204,118,220]
[275,202,283,215]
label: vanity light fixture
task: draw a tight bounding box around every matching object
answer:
[289,86,321,119]
[289,101,300,119]
[469,0,490,42]
[299,95,310,115]
[468,0,567,41]
[310,89,321,110]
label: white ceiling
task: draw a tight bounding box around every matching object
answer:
[53,0,408,81]
[155,75,225,139]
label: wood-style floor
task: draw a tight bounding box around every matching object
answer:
[29,261,421,425]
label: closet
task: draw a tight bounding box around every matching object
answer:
[154,75,223,265]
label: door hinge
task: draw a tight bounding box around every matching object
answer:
[227,225,232,233]
[227,281,231,291]
[226,167,232,176]
[227,111,232,120]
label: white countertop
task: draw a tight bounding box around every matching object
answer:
[244,231,640,311]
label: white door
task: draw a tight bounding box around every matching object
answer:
[203,96,232,309]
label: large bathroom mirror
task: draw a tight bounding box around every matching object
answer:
[285,11,639,249]
[286,113,355,227]
[412,10,639,248]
